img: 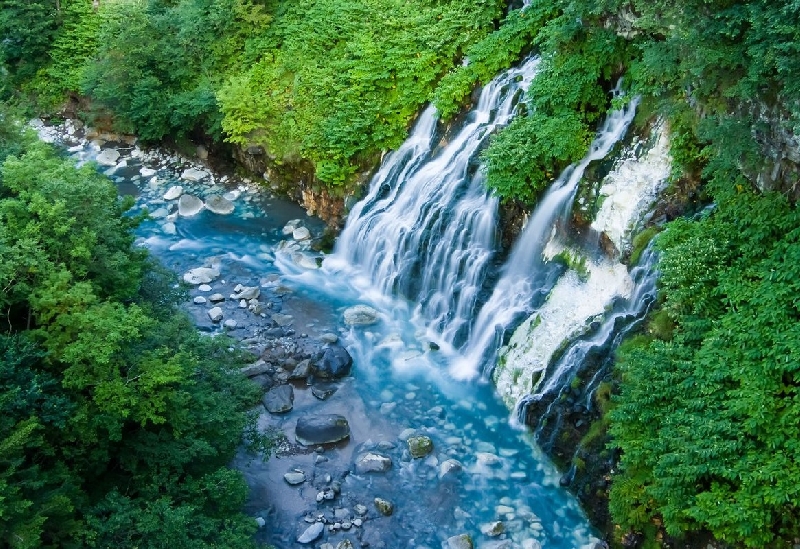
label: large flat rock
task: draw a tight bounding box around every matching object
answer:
[295,414,350,446]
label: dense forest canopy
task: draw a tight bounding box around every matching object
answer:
[2,0,800,547]
[0,117,269,548]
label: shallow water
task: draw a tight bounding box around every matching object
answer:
[38,119,601,549]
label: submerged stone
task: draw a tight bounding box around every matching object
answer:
[297,522,324,544]
[206,194,235,215]
[163,185,183,200]
[343,305,380,326]
[263,384,293,414]
[446,534,474,549]
[178,194,204,216]
[295,414,350,446]
[407,435,434,458]
[373,497,394,516]
[355,452,392,474]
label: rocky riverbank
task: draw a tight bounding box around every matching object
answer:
[34,116,606,549]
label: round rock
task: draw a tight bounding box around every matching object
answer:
[295,415,350,446]
[207,307,223,323]
[184,267,220,285]
[314,344,353,378]
[263,384,294,414]
[292,226,311,240]
[343,305,380,326]
[297,522,324,544]
[407,435,434,459]
[206,194,235,215]
[178,194,204,217]
[374,498,394,516]
[447,534,474,549]
[96,148,120,166]
[163,185,183,200]
[355,452,392,474]
[283,471,306,485]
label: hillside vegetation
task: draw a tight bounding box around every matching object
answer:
[0,116,269,548]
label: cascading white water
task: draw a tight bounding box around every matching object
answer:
[493,121,672,412]
[332,56,541,347]
[450,94,640,380]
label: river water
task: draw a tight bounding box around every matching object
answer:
[35,104,604,548]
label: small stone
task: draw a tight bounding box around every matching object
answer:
[352,518,362,527]
[183,266,220,285]
[292,226,311,241]
[162,222,176,235]
[343,305,380,326]
[407,435,434,459]
[239,299,248,308]
[272,313,294,327]
[355,452,392,474]
[193,296,207,304]
[439,459,463,479]
[446,534,474,549]
[398,428,416,441]
[297,522,324,544]
[262,384,293,414]
[336,540,354,549]
[178,194,204,217]
[354,504,367,516]
[480,521,505,537]
[96,148,120,166]
[476,452,502,466]
[283,471,306,485]
[232,286,260,300]
[209,293,225,303]
[223,319,237,329]
[181,167,208,182]
[206,194,234,215]
[311,384,337,400]
[373,498,393,516]
[320,332,339,344]
[255,516,266,528]
[208,307,223,322]
[163,185,183,200]
[198,284,212,292]
[295,415,350,446]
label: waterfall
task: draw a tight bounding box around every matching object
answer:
[493,121,672,412]
[333,56,541,348]
[450,94,640,380]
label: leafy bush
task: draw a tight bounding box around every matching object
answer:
[610,181,800,547]
[217,0,503,186]
[0,124,267,548]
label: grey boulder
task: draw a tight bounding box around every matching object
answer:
[295,414,350,446]
[314,344,353,378]
[263,384,294,414]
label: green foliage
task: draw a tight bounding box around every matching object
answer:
[551,249,590,282]
[25,1,103,111]
[218,0,503,186]
[0,0,59,87]
[0,122,267,547]
[480,3,630,204]
[82,0,272,141]
[610,182,800,547]
[433,5,557,119]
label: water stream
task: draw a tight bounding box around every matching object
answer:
[33,50,669,547]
